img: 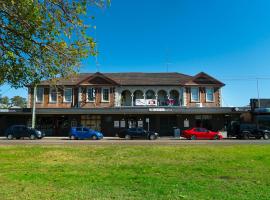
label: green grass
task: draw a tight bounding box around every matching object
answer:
[0,145,270,200]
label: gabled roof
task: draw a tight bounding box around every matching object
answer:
[76,72,119,86]
[185,72,225,86]
[38,72,224,87]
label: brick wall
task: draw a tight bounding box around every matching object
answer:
[79,87,115,108]
[185,87,221,107]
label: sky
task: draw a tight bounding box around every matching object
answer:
[1,0,270,106]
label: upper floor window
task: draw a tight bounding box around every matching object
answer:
[102,88,109,102]
[64,88,72,102]
[36,87,44,103]
[87,88,95,102]
[49,88,57,103]
[206,88,214,102]
[191,87,199,102]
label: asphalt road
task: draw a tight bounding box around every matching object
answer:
[0,137,270,146]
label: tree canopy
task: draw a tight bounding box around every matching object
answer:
[11,95,27,108]
[0,95,9,107]
[0,0,109,88]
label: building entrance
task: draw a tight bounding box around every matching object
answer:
[81,115,101,131]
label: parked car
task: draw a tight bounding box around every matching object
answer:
[70,127,103,140]
[118,128,158,140]
[5,125,44,140]
[182,127,223,140]
[227,122,270,139]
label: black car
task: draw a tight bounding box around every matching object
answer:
[118,128,158,140]
[5,125,44,140]
[228,122,270,139]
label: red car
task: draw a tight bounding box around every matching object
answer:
[182,128,223,140]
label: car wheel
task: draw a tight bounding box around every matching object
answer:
[70,135,76,140]
[125,134,131,140]
[149,134,157,140]
[30,134,36,140]
[242,134,249,140]
[190,135,196,140]
[236,135,241,139]
[7,134,13,140]
[214,135,220,140]
[92,135,98,140]
[263,133,270,140]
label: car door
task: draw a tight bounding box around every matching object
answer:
[83,127,91,139]
[21,126,29,137]
[128,128,137,138]
[136,128,145,138]
[200,128,209,139]
[12,126,20,137]
[194,128,202,139]
[76,127,83,138]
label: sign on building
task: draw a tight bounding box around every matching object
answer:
[184,119,189,128]
[138,120,143,127]
[120,120,125,128]
[135,99,157,106]
[135,99,145,106]
[114,121,119,128]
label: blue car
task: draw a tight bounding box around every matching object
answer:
[70,127,103,140]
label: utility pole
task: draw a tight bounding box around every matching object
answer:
[31,85,37,128]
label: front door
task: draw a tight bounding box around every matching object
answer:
[81,115,101,131]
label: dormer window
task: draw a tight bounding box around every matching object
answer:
[102,88,109,102]
[191,87,199,102]
[36,87,44,103]
[206,88,214,102]
[87,88,95,102]
[49,88,57,103]
[64,88,72,103]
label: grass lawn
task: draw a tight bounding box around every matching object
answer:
[0,145,270,200]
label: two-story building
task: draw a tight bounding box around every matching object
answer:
[11,71,243,137]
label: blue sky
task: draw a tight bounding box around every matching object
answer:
[1,0,270,106]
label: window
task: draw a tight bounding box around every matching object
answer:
[137,128,144,132]
[191,88,199,102]
[87,88,95,102]
[199,128,208,132]
[36,87,44,103]
[49,88,57,103]
[64,88,72,102]
[102,88,109,102]
[76,128,82,132]
[206,88,214,102]
[83,128,89,132]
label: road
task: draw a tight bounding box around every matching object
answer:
[0,137,270,146]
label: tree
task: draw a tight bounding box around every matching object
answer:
[0,96,9,106]
[0,0,109,88]
[10,96,27,108]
